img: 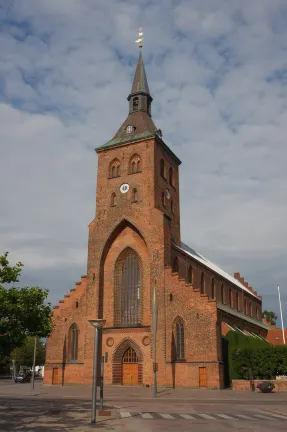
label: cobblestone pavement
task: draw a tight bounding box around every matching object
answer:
[1,381,287,431]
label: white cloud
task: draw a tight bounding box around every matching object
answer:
[0,0,287,320]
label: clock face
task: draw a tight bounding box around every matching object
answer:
[126,125,133,134]
[120,184,129,194]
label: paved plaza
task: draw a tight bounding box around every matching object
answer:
[1,380,287,431]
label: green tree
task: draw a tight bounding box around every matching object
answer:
[0,252,53,372]
[11,336,46,368]
[263,310,277,326]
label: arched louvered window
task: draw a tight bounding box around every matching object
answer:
[187,265,192,284]
[111,193,116,207]
[211,278,215,299]
[114,248,142,325]
[172,256,179,273]
[133,97,139,111]
[109,159,121,178]
[132,161,136,173]
[132,188,138,202]
[200,272,205,294]
[137,160,141,172]
[116,165,120,177]
[68,324,79,361]
[173,318,185,361]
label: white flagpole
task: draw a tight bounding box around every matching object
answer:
[278,285,286,345]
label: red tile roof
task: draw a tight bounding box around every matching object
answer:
[266,328,287,345]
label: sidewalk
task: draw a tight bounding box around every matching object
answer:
[1,380,287,403]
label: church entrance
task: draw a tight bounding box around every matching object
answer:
[122,347,139,385]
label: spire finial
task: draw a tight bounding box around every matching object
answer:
[135,27,144,49]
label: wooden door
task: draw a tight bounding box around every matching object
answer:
[122,363,138,385]
[122,347,138,385]
[199,367,207,387]
[52,367,58,385]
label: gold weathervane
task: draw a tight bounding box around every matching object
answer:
[135,28,143,49]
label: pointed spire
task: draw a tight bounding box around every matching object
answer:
[130,51,150,96]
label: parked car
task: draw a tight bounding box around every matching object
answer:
[14,372,31,383]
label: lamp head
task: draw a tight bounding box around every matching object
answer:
[88,319,106,329]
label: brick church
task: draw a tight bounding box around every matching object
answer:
[45,51,269,388]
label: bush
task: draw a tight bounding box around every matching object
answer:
[256,381,275,393]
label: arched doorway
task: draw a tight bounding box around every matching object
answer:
[122,347,139,385]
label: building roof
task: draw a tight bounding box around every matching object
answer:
[266,328,287,345]
[129,51,151,98]
[178,241,258,299]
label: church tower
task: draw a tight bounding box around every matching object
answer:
[83,46,182,384]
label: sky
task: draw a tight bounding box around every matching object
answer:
[0,0,287,326]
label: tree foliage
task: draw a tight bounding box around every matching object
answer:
[11,336,46,368]
[263,310,277,325]
[0,252,53,372]
[232,346,287,379]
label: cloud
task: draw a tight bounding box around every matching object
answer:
[0,0,287,323]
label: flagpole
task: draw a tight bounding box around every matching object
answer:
[278,285,286,345]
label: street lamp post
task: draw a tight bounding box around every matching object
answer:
[152,285,158,397]
[88,319,106,424]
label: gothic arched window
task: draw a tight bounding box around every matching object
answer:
[172,256,179,273]
[211,278,215,299]
[169,167,173,186]
[129,154,141,174]
[109,159,121,178]
[221,284,224,303]
[173,317,185,361]
[114,248,142,325]
[68,324,79,361]
[200,272,205,294]
[187,265,192,284]
[160,159,165,178]
[236,292,240,311]
[133,97,139,111]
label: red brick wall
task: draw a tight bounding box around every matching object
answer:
[233,380,287,391]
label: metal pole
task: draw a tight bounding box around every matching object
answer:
[152,285,158,397]
[278,285,286,344]
[100,356,104,410]
[31,336,37,390]
[91,327,99,424]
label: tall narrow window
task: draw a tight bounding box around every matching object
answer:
[133,97,139,111]
[112,166,116,178]
[169,167,173,185]
[171,199,174,213]
[114,248,142,325]
[129,154,141,174]
[244,299,247,314]
[132,188,138,202]
[256,307,259,320]
[116,165,120,177]
[200,272,205,294]
[160,159,165,178]
[68,324,79,361]
[172,256,179,273]
[236,292,239,311]
[173,318,185,361]
[221,284,224,303]
[249,302,252,317]
[229,288,232,307]
[111,193,116,207]
[109,159,121,178]
[211,279,215,299]
[187,265,192,284]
